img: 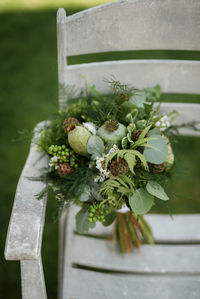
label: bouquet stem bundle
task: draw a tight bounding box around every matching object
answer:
[114,212,154,253]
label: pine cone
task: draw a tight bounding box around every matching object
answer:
[131,129,143,142]
[110,158,129,176]
[148,162,165,173]
[57,163,74,176]
[63,117,80,132]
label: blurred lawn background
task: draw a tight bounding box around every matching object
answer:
[0,0,200,298]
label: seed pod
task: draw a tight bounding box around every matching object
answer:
[68,125,91,156]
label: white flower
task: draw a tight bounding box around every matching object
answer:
[94,144,119,183]
[155,115,171,131]
[107,144,118,155]
[49,156,59,168]
[83,122,97,135]
[95,156,110,182]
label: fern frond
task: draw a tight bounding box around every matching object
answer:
[139,124,152,139]
[105,149,148,173]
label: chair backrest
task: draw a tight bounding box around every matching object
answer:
[57,0,200,134]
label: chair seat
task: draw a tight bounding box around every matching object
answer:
[60,207,200,299]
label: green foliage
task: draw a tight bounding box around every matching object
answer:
[76,206,96,234]
[143,134,168,164]
[105,149,148,173]
[103,210,117,226]
[87,135,104,159]
[146,181,169,201]
[129,188,154,215]
[129,91,146,107]
[99,175,135,202]
[78,185,91,202]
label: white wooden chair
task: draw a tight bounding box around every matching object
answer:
[5,1,200,298]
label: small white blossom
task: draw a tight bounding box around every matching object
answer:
[94,144,119,183]
[49,156,59,169]
[155,115,171,131]
[107,144,118,155]
[83,122,97,135]
[95,157,110,182]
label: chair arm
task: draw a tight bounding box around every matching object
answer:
[5,122,49,261]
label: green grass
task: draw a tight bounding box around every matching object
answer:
[0,0,112,12]
[0,6,200,299]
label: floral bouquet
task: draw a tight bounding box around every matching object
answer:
[36,80,177,253]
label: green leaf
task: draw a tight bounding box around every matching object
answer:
[136,120,147,129]
[121,136,128,149]
[132,150,148,170]
[139,124,152,139]
[127,123,136,133]
[78,185,91,202]
[124,152,136,174]
[87,135,104,159]
[121,101,136,111]
[76,207,95,234]
[146,181,169,201]
[129,188,154,215]
[143,134,168,164]
[129,91,146,107]
[132,137,155,148]
[103,210,116,226]
[148,128,161,136]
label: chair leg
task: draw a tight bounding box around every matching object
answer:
[20,258,47,299]
[58,210,68,299]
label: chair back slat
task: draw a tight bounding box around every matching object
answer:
[64,60,200,94]
[64,0,200,56]
[57,3,200,135]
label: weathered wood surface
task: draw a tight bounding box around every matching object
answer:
[64,60,200,94]
[64,0,200,55]
[5,122,48,260]
[61,207,200,299]
[68,268,200,299]
[89,214,200,242]
[70,207,200,243]
[72,235,200,273]
[21,259,47,299]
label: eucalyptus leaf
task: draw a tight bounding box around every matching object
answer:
[148,128,161,136]
[129,188,154,215]
[103,210,116,226]
[76,207,95,234]
[87,135,104,159]
[146,181,169,201]
[129,91,146,107]
[78,185,91,202]
[143,134,168,164]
